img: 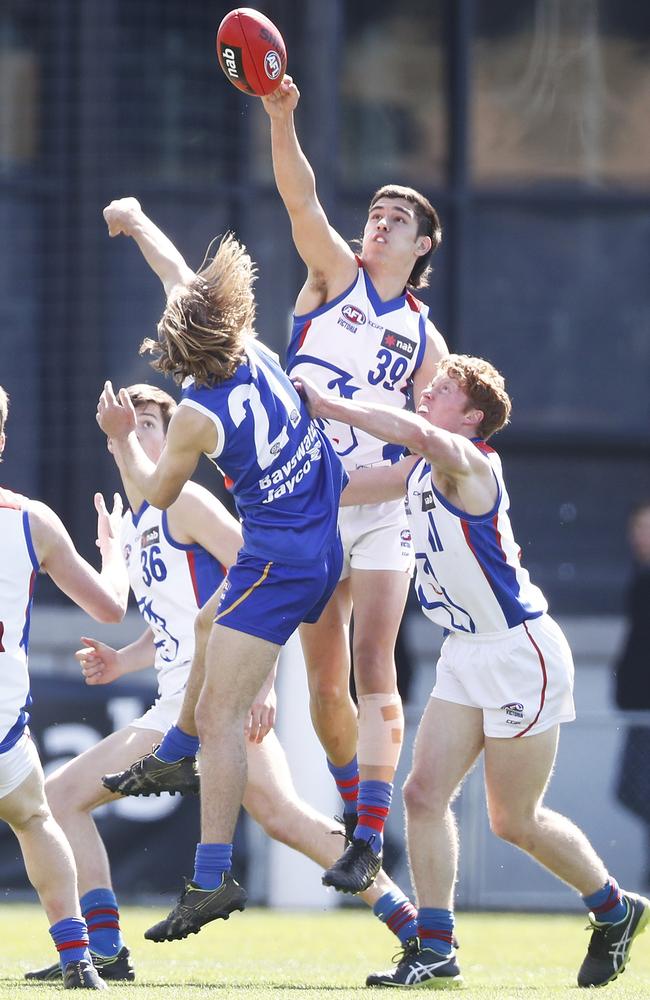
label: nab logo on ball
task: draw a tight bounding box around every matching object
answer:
[220,44,244,84]
[216,8,287,97]
[264,50,282,80]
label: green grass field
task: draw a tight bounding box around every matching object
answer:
[0,905,648,999]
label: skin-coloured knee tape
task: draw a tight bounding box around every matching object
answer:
[357,693,404,769]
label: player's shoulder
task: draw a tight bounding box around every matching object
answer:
[0,486,28,510]
[170,480,227,519]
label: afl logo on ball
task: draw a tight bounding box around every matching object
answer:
[341,304,366,325]
[264,50,282,80]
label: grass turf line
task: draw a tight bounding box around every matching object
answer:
[0,905,648,998]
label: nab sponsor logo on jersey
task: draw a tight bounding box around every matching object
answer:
[338,304,366,333]
[421,491,436,512]
[140,527,160,549]
[382,330,416,359]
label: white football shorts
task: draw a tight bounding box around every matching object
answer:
[130,688,185,736]
[0,733,39,798]
[339,498,414,579]
[432,614,576,738]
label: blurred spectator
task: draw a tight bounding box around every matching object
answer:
[614,502,650,889]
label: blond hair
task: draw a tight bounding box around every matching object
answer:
[141,234,257,387]
[125,384,177,431]
[439,355,511,440]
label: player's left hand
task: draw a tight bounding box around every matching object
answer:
[261,75,299,118]
[291,374,324,418]
[76,636,123,684]
[246,683,277,743]
[95,491,123,552]
[97,381,137,440]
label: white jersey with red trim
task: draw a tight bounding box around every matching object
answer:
[122,502,226,699]
[0,488,38,750]
[287,261,432,472]
[406,444,548,634]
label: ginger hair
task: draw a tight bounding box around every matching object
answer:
[439,354,511,440]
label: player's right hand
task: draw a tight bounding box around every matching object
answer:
[291,373,324,418]
[103,197,142,237]
[76,636,122,685]
[261,75,300,118]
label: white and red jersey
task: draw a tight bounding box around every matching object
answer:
[122,502,226,699]
[0,488,38,750]
[406,444,547,634]
[287,260,433,472]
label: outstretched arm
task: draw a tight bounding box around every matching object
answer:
[103,197,195,298]
[29,494,129,623]
[295,375,490,488]
[261,77,356,306]
[341,457,417,506]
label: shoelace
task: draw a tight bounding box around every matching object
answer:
[392,938,419,966]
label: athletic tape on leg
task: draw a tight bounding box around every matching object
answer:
[357,693,404,769]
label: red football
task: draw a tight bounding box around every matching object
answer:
[216,8,287,97]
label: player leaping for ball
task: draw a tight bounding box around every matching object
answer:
[26,378,427,973]
[260,75,448,894]
[89,196,350,941]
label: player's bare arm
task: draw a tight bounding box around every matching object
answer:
[411,323,450,401]
[295,374,496,515]
[97,382,211,509]
[28,496,129,623]
[103,197,195,298]
[166,482,242,568]
[76,628,156,686]
[341,456,418,507]
[261,76,356,309]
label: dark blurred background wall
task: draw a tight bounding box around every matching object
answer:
[1,0,649,614]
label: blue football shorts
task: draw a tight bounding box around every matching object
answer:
[213,535,343,646]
